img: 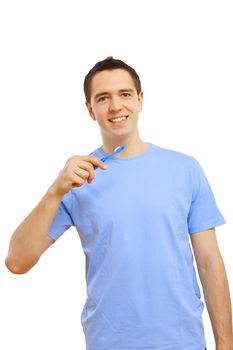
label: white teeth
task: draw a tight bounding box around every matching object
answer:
[110,116,127,122]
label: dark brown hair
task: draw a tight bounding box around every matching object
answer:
[83,56,142,103]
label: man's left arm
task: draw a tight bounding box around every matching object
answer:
[190,228,233,350]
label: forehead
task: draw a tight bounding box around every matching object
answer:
[90,69,136,96]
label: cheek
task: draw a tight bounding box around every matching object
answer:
[124,101,137,111]
[93,106,107,119]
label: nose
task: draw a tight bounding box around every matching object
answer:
[109,96,122,112]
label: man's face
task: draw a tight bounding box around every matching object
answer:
[86,68,143,140]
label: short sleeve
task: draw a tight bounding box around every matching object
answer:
[187,158,226,234]
[48,191,74,241]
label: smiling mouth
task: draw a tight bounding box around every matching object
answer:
[108,115,129,123]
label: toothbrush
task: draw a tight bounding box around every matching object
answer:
[93,145,125,169]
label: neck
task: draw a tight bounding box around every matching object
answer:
[101,130,148,158]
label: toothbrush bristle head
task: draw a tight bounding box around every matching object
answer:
[116,145,125,152]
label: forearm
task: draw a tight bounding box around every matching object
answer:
[5,188,64,273]
[198,256,233,347]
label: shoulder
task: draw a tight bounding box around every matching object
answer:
[152,143,197,170]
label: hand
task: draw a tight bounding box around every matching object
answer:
[48,155,107,197]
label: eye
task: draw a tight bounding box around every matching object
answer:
[98,96,108,102]
[122,93,131,97]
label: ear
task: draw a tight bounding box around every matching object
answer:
[138,91,143,112]
[85,101,96,121]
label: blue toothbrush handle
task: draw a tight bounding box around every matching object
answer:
[92,145,125,170]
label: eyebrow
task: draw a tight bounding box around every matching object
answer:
[94,89,135,100]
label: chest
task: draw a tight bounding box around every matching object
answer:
[72,161,192,236]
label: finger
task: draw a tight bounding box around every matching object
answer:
[71,174,85,187]
[82,155,107,170]
[73,167,90,181]
[74,161,95,181]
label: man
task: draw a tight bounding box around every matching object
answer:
[5,56,233,350]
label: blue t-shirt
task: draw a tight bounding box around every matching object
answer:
[48,142,226,350]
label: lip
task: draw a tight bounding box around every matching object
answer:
[108,116,129,127]
[108,115,129,123]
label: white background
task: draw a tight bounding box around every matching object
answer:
[0,1,232,349]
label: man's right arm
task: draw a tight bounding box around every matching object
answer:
[5,189,64,274]
[5,155,107,274]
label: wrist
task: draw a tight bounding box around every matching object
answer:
[47,185,65,201]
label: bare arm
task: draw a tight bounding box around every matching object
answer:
[5,155,107,274]
[5,190,63,274]
[191,228,233,349]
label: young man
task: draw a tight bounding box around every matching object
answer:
[5,57,233,350]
